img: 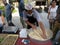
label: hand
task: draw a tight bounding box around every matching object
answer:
[31,25,36,29]
[41,33,47,39]
[43,33,47,39]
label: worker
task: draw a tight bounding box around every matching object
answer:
[23,4,47,38]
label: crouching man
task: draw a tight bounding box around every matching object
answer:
[23,4,47,38]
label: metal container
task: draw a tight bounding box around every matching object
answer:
[28,28,53,43]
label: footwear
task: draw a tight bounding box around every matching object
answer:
[8,22,15,26]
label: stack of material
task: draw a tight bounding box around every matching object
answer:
[2,26,18,33]
[29,29,53,41]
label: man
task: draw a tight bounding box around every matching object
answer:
[52,4,60,45]
[17,0,26,28]
[52,4,60,39]
[3,1,14,26]
[23,4,47,38]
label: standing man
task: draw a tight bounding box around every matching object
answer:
[52,4,60,39]
[17,0,26,28]
[3,1,14,26]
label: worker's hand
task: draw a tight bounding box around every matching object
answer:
[43,33,47,39]
[41,32,47,39]
[31,25,36,29]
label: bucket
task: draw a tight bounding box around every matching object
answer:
[28,28,53,44]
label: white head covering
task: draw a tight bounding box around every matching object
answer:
[25,3,33,10]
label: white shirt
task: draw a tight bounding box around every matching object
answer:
[48,6,58,19]
[23,9,42,22]
[0,17,3,24]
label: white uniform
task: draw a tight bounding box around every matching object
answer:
[23,9,42,22]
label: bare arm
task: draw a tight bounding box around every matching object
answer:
[1,15,5,24]
[48,6,51,19]
[26,21,36,29]
[48,12,50,16]
[38,22,47,38]
[38,22,45,34]
[48,11,50,19]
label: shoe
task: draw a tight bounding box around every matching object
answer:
[8,22,15,26]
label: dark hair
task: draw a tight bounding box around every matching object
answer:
[51,0,57,3]
[25,9,32,12]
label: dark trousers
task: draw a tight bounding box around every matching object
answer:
[27,22,38,29]
[52,21,60,40]
[26,15,38,29]
[49,22,55,30]
[18,6,26,28]
[0,26,3,33]
[49,19,55,30]
[6,14,12,23]
[27,23,38,29]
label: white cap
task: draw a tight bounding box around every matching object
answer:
[25,4,33,10]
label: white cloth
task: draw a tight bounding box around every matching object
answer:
[23,9,42,22]
[48,6,58,19]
